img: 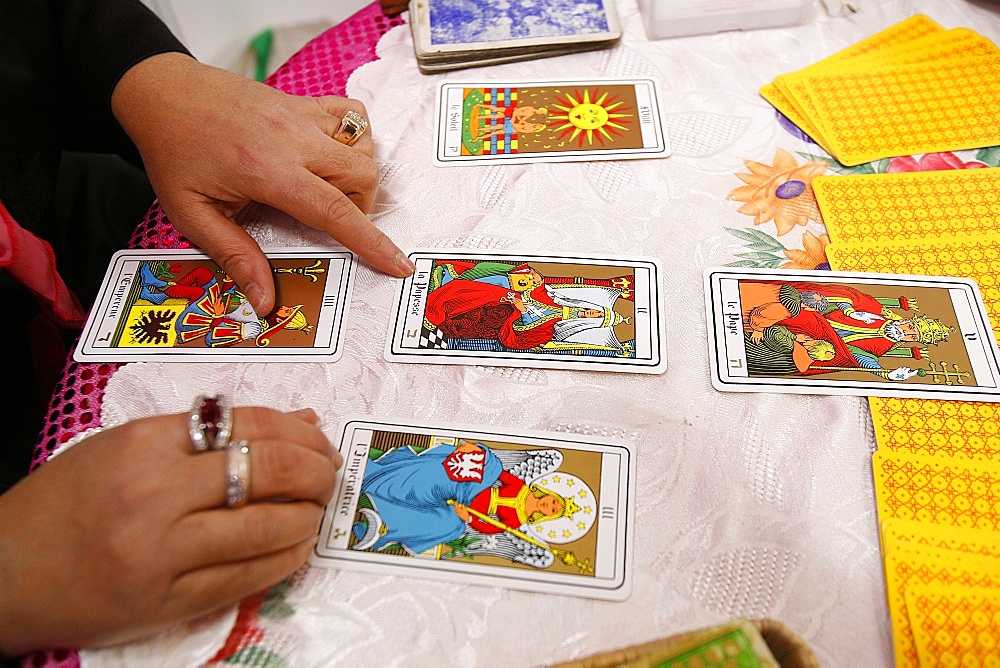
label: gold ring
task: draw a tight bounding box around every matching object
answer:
[332,110,368,147]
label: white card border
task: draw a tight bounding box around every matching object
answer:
[433,78,670,166]
[75,248,355,363]
[704,267,1000,401]
[385,250,668,373]
[312,416,634,601]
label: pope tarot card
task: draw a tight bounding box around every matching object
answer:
[704,268,1000,401]
[386,252,667,373]
[75,249,354,362]
[434,79,670,165]
[313,417,634,600]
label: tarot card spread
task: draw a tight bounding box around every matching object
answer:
[75,249,354,362]
[386,252,667,373]
[313,418,634,600]
[704,268,1000,401]
[434,79,669,165]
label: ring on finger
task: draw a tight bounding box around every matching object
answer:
[226,440,252,507]
[188,394,233,452]
[332,110,368,147]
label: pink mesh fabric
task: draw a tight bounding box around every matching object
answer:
[24,3,402,666]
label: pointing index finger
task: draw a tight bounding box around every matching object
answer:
[264,169,414,277]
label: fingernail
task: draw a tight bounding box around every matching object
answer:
[394,252,416,276]
[289,408,318,424]
[331,447,343,468]
[244,281,267,311]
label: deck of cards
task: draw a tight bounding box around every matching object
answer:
[760,15,1000,165]
[408,0,622,73]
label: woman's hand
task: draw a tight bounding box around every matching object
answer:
[0,407,339,654]
[111,53,414,315]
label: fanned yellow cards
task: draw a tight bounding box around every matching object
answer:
[814,168,1000,244]
[761,15,1000,165]
[760,14,943,147]
[907,584,1000,667]
[882,516,1000,559]
[883,543,1000,667]
[825,233,1000,338]
[872,449,1000,531]
[868,397,1000,462]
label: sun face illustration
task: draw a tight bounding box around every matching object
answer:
[547,88,634,147]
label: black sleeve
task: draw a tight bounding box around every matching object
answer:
[54,0,192,158]
[0,0,190,227]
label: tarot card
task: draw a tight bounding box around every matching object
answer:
[75,248,354,362]
[434,79,670,165]
[312,417,634,600]
[411,0,621,57]
[385,252,667,373]
[704,268,1000,401]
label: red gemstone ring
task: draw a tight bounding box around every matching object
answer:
[188,394,233,452]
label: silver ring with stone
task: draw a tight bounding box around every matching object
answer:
[188,394,233,452]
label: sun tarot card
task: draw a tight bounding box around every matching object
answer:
[412,0,621,57]
[386,252,667,373]
[704,267,1000,401]
[434,79,670,165]
[75,249,354,363]
[313,417,634,600]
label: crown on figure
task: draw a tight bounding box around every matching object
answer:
[913,315,953,345]
[529,483,581,521]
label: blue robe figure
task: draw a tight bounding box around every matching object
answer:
[354,443,503,554]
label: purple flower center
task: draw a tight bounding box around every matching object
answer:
[775,180,806,199]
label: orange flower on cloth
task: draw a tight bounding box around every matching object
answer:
[780,230,831,270]
[728,148,826,235]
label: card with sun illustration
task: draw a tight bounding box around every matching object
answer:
[313,416,634,600]
[434,79,670,165]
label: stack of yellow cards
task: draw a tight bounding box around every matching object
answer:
[816,166,1000,666]
[761,15,1000,166]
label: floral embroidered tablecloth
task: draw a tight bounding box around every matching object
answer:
[40,1,1000,666]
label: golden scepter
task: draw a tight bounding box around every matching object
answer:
[447,500,594,574]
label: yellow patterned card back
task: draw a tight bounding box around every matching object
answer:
[759,14,944,147]
[882,517,1000,559]
[907,583,1000,667]
[828,14,944,63]
[799,54,1000,166]
[872,448,1000,530]
[883,543,1000,667]
[869,396,1000,462]
[772,28,992,152]
[814,168,1000,244]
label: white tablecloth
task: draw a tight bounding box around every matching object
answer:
[83,1,1000,665]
